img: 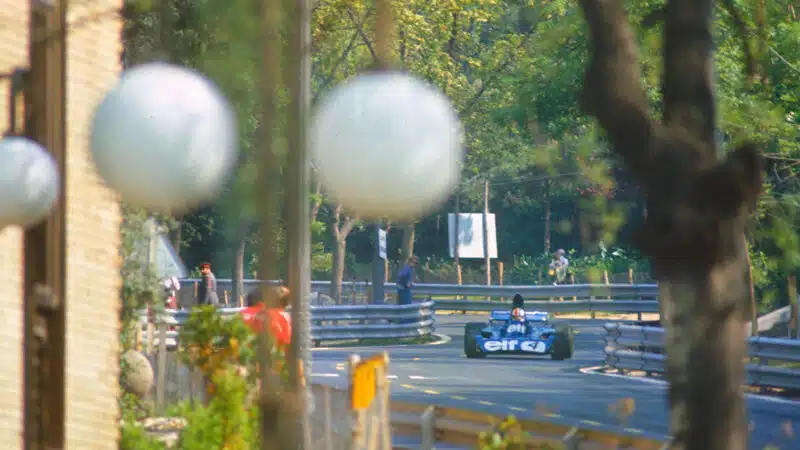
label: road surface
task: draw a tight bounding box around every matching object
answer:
[310,314,799,449]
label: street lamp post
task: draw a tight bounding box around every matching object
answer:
[285,0,313,448]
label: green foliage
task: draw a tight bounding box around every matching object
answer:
[123,0,799,312]
[175,369,260,450]
[178,306,259,372]
[169,306,289,449]
[120,420,168,450]
[477,415,565,450]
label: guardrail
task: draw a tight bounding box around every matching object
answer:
[604,323,800,390]
[434,298,660,314]
[179,278,660,300]
[390,400,668,449]
[139,301,436,348]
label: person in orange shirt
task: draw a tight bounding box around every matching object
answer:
[240,286,292,349]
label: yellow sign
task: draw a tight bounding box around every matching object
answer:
[351,354,387,410]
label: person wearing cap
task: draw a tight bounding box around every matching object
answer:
[240,286,292,349]
[196,262,220,306]
[396,255,419,306]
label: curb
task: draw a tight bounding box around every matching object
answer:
[314,333,451,351]
[579,365,800,406]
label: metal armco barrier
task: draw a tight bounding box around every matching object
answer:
[139,301,436,347]
[390,401,668,450]
[435,298,660,313]
[604,323,800,390]
[180,278,660,300]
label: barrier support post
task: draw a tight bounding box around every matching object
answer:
[349,354,365,450]
[420,405,437,450]
[156,321,168,414]
[378,352,392,450]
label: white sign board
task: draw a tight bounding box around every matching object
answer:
[448,213,498,259]
[378,228,387,260]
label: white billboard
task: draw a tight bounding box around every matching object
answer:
[447,213,498,259]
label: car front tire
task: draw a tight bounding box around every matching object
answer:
[550,324,575,360]
[464,322,487,359]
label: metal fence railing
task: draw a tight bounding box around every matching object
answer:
[434,298,660,314]
[138,301,436,350]
[391,401,669,450]
[603,323,800,390]
[176,278,660,306]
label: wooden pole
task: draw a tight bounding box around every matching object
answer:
[570,273,576,301]
[258,0,284,447]
[498,261,504,301]
[156,322,168,414]
[789,275,798,339]
[23,3,68,448]
[454,192,462,298]
[482,180,491,287]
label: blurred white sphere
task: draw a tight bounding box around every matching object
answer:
[310,72,463,221]
[0,137,59,228]
[90,62,238,213]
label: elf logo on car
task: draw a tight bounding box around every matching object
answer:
[506,323,526,334]
[482,340,546,353]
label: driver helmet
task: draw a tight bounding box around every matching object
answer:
[511,307,526,321]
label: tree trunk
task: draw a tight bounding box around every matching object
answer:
[744,234,758,336]
[789,275,799,339]
[232,224,247,306]
[310,180,322,223]
[544,180,551,254]
[401,223,415,261]
[658,239,751,450]
[330,238,346,304]
[578,1,763,448]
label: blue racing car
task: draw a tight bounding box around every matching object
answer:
[463,295,574,360]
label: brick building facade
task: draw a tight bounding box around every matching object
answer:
[0,1,124,448]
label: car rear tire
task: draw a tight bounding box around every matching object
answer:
[551,324,574,360]
[464,322,486,358]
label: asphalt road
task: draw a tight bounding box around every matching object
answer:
[310,314,799,449]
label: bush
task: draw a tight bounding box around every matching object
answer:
[477,415,565,450]
[172,305,288,449]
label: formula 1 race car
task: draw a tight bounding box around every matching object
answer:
[463,304,574,360]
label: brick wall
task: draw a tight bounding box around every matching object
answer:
[0,1,123,448]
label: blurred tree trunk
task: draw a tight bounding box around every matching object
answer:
[544,180,551,254]
[745,234,758,336]
[330,205,357,304]
[401,222,415,261]
[310,179,322,223]
[231,223,247,306]
[578,1,763,449]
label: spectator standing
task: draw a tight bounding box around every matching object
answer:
[161,275,181,309]
[396,256,419,305]
[196,262,220,306]
[548,249,569,285]
[240,286,292,349]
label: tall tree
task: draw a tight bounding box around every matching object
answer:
[578,1,763,449]
[329,205,359,303]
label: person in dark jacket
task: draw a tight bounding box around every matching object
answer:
[196,262,220,306]
[396,256,419,305]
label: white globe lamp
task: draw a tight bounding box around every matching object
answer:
[0,136,59,229]
[90,62,238,214]
[310,72,464,221]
